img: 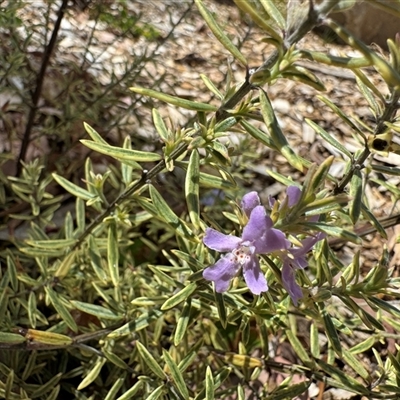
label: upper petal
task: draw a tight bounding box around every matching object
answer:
[282,261,303,306]
[287,186,302,208]
[242,256,268,295]
[203,228,241,252]
[203,255,240,292]
[241,191,261,217]
[242,205,269,244]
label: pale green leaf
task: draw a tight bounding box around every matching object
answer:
[130,86,217,112]
[195,0,247,66]
[81,140,161,162]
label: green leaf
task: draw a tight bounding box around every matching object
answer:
[317,95,364,136]
[285,329,312,365]
[371,164,400,176]
[0,332,26,344]
[305,118,352,158]
[52,173,97,201]
[108,221,119,286]
[215,292,227,329]
[83,122,108,144]
[349,169,363,224]
[233,0,281,41]
[161,282,197,310]
[185,150,200,230]
[6,255,18,292]
[105,375,126,400]
[267,382,311,400]
[310,322,320,359]
[70,300,120,320]
[195,0,247,66]
[316,359,369,394]
[205,366,215,400]
[130,86,217,112]
[45,286,78,332]
[282,65,326,91]
[240,120,277,150]
[199,171,237,190]
[174,299,192,346]
[342,351,371,383]
[103,349,130,370]
[28,291,37,329]
[260,90,303,171]
[31,373,62,398]
[319,304,342,355]
[55,250,77,279]
[259,0,285,29]
[163,349,190,399]
[77,357,106,390]
[115,381,143,400]
[81,140,161,162]
[327,18,400,89]
[146,385,164,400]
[200,74,223,100]
[152,108,169,141]
[25,238,77,249]
[136,341,165,379]
[149,185,194,239]
[304,222,361,244]
[107,310,162,338]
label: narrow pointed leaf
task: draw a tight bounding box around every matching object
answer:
[205,366,215,400]
[233,0,281,41]
[161,282,197,310]
[131,86,217,111]
[146,385,164,400]
[174,299,192,346]
[200,74,223,99]
[81,140,161,162]
[185,150,200,229]
[136,341,165,379]
[83,122,108,144]
[259,0,285,29]
[152,108,169,141]
[70,300,120,320]
[163,349,190,399]
[115,381,143,400]
[260,90,303,171]
[52,173,97,201]
[108,221,119,286]
[349,169,363,224]
[45,286,78,332]
[55,251,76,279]
[195,0,247,65]
[305,118,352,158]
[77,357,106,390]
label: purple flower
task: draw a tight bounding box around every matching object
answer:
[203,192,289,295]
[269,185,302,209]
[281,232,325,305]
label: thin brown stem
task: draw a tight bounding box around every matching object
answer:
[16,0,69,175]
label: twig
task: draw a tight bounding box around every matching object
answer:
[16,0,69,175]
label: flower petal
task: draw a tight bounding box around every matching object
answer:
[242,256,268,295]
[241,191,261,217]
[261,225,291,253]
[291,232,325,263]
[242,206,269,245]
[287,186,302,207]
[282,261,303,306]
[203,228,241,252]
[203,255,240,292]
